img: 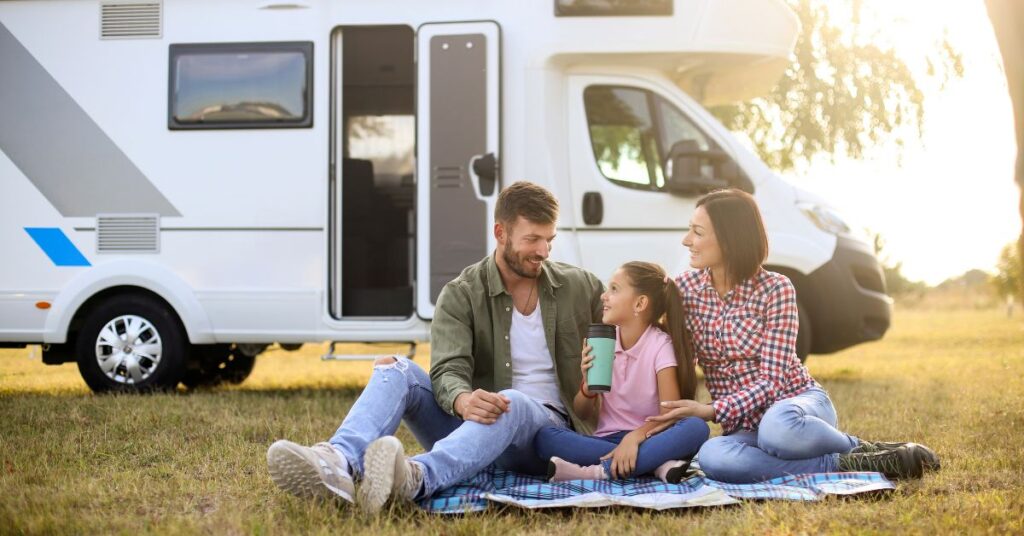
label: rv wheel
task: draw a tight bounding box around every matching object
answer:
[182,344,257,388]
[76,294,187,393]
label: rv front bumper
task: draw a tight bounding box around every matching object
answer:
[804,236,893,354]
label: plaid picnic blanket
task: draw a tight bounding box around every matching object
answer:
[418,468,895,513]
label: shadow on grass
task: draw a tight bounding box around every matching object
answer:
[0,384,370,400]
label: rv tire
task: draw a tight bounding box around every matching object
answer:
[182,344,257,388]
[75,294,187,393]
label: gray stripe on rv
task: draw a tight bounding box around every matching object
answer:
[0,22,180,217]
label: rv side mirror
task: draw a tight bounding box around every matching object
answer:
[664,140,729,197]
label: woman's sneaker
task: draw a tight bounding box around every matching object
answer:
[266,440,355,503]
[852,440,941,471]
[838,444,931,479]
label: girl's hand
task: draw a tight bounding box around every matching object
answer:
[600,433,641,479]
[643,400,715,437]
[580,342,595,376]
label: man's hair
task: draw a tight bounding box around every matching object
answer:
[494,181,559,226]
[696,188,768,284]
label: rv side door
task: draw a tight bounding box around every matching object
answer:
[415,22,500,319]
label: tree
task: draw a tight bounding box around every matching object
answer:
[992,243,1023,301]
[985,0,1024,306]
[709,0,962,171]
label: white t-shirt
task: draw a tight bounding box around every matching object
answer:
[509,300,566,413]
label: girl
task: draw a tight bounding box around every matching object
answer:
[647,188,939,483]
[533,261,710,482]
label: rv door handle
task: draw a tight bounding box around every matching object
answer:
[582,192,603,225]
[470,152,498,197]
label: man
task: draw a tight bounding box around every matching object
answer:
[267,181,604,513]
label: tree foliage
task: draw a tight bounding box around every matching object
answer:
[709,0,963,171]
[992,242,1023,300]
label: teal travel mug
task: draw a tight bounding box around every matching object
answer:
[585,324,616,392]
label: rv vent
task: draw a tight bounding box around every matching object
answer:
[434,166,464,189]
[100,1,162,39]
[96,214,160,253]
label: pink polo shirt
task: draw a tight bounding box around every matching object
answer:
[593,324,679,437]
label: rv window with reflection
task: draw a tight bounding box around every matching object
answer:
[168,42,313,129]
[583,86,664,190]
[584,85,721,191]
[555,0,672,17]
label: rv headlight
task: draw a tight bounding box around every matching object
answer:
[798,203,851,236]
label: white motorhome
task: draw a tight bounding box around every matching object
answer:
[0,0,892,392]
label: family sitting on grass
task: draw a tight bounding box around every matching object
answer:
[266,182,939,513]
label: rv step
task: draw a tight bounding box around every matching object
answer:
[320,341,417,362]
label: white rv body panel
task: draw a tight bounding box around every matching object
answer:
[1,0,890,391]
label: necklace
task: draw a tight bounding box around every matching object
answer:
[518,281,538,315]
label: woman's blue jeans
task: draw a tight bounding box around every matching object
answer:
[534,417,710,478]
[697,387,860,483]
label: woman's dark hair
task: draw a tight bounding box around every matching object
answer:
[619,261,697,400]
[696,188,768,285]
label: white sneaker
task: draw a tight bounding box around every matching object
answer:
[358,436,424,514]
[267,440,355,503]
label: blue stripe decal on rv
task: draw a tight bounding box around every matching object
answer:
[24,228,91,267]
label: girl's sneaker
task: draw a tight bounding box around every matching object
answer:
[654,459,692,483]
[547,456,608,481]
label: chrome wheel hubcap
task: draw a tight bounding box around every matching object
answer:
[94,315,162,384]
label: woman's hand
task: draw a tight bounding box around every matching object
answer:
[600,432,642,479]
[643,400,715,437]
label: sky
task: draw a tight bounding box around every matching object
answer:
[781,0,1020,285]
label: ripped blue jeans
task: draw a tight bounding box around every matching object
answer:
[328,357,568,498]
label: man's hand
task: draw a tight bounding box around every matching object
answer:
[454,389,511,424]
[600,432,642,479]
[643,400,715,437]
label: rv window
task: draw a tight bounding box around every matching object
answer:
[168,42,313,130]
[555,0,672,16]
[583,86,665,190]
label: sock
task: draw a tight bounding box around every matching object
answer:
[329,444,352,474]
[549,457,608,482]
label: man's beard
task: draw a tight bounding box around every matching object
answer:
[502,240,543,279]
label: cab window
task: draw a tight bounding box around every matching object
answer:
[583,86,663,190]
[583,85,716,191]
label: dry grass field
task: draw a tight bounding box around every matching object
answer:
[1,308,1023,534]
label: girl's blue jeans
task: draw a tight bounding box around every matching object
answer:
[533,417,710,477]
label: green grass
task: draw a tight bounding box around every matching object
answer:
[2,309,1023,534]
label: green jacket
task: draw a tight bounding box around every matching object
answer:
[429,254,605,434]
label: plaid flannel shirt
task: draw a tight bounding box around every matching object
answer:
[675,268,818,434]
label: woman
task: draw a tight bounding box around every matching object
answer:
[646,189,938,483]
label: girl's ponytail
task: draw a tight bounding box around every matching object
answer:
[663,280,696,400]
